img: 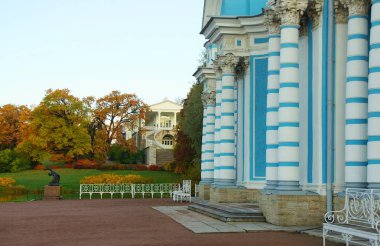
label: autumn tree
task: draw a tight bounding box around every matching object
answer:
[18,89,92,162]
[0,104,31,150]
[92,91,148,154]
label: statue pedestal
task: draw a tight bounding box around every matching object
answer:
[44,185,61,200]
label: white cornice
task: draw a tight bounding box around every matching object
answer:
[200,15,267,44]
[193,67,216,84]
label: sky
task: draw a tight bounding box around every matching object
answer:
[0,0,206,106]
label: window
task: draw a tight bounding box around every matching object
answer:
[236,40,242,46]
[162,135,174,146]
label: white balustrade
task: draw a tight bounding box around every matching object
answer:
[79,183,180,199]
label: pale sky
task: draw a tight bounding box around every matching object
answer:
[0,0,206,106]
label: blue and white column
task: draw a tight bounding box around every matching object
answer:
[201,97,210,182]
[277,7,304,191]
[367,0,380,188]
[213,69,222,184]
[216,54,238,186]
[201,92,216,184]
[344,0,369,188]
[264,12,281,190]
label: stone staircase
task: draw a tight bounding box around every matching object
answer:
[188,200,266,222]
[156,149,174,165]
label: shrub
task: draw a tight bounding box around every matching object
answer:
[0,177,16,187]
[80,174,153,184]
[0,149,32,173]
[73,159,97,169]
[148,165,161,171]
[96,164,127,170]
[63,163,73,168]
[174,165,184,174]
[126,164,137,170]
[34,164,45,170]
[162,162,175,172]
[135,164,148,171]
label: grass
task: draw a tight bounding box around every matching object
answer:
[0,169,181,201]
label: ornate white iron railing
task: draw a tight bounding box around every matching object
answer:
[323,188,380,246]
[79,183,180,199]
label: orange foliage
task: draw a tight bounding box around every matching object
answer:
[0,104,31,150]
[34,164,45,170]
[0,177,16,187]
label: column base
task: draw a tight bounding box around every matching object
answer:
[264,180,278,190]
[198,183,211,200]
[345,182,367,188]
[367,183,380,189]
[212,178,235,187]
[276,181,301,191]
[209,186,261,203]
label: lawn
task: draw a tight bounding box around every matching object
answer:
[0,169,181,200]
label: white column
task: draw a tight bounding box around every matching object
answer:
[264,11,281,189]
[213,70,222,184]
[200,105,208,182]
[205,96,216,183]
[173,112,177,128]
[158,111,161,128]
[200,92,216,184]
[216,54,238,186]
[343,0,369,188]
[367,0,380,188]
[333,3,349,191]
[277,6,305,191]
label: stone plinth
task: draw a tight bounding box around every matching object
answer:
[210,186,261,203]
[198,183,211,200]
[259,193,325,226]
[44,185,61,200]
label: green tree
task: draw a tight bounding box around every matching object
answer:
[18,89,92,162]
[174,82,203,180]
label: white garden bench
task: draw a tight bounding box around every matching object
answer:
[173,180,191,202]
[79,183,180,199]
[323,188,380,246]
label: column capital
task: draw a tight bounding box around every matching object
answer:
[201,91,216,107]
[216,53,240,74]
[280,0,308,26]
[341,0,370,16]
[334,0,349,23]
[264,9,281,35]
[307,0,324,29]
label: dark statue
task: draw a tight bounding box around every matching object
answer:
[46,168,60,186]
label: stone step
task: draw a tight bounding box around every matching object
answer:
[192,200,263,216]
[188,204,266,222]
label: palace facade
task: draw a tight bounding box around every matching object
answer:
[195,0,380,225]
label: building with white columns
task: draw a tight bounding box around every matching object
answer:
[195,0,380,226]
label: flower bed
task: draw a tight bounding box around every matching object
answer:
[80,174,153,184]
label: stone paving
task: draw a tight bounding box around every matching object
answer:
[153,206,320,233]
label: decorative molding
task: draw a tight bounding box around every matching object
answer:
[280,0,308,26]
[217,53,240,73]
[264,9,281,34]
[334,0,349,23]
[201,91,216,107]
[307,0,324,29]
[341,0,370,16]
[212,61,223,79]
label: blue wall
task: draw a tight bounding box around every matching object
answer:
[221,0,267,16]
[249,55,268,180]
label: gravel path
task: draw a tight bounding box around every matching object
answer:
[0,199,339,246]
